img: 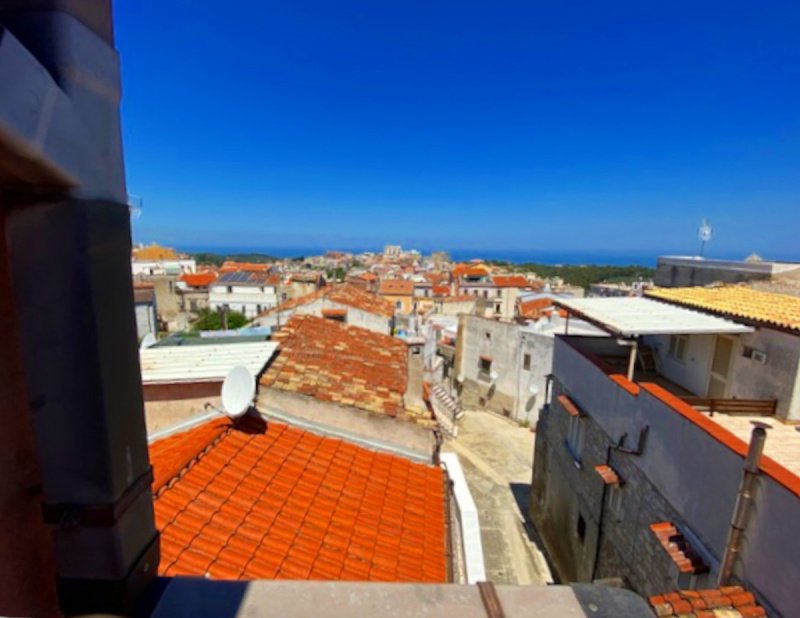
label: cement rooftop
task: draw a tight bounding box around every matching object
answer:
[705,413,800,478]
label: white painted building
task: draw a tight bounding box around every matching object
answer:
[209,271,280,319]
[131,258,196,277]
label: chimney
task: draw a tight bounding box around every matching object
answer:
[1,2,158,614]
[404,337,426,411]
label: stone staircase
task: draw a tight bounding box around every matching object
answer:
[430,383,463,436]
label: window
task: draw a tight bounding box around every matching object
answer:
[494,303,502,315]
[396,301,402,309]
[496,289,502,298]
[523,354,531,371]
[485,332,491,340]
[190,300,198,312]
[668,334,688,363]
[483,290,488,299]
[577,513,586,543]
[566,415,584,464]
[227,286,233,294]
[478,357,492,381]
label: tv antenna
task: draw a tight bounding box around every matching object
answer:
[698,219,712,257]
[206,365,256,419]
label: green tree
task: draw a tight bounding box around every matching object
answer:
[192,308,248,331]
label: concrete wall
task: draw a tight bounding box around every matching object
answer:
[209,285,278,318]
[654,256,800,288]
[645,333,715,396]
[259,388,436,462]
[457,316,521,419]
[135,302,157,339]
[646,329,800,420]
[530,336,800,617]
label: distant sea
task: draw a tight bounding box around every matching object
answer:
[180,246,676,266]
[178,245,800,267]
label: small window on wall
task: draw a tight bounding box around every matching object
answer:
[668,334,688,363]
[478,357,492,381]
[523,354,531,371]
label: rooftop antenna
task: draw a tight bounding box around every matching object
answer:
[206,365,256,419]
[698,218,712,257]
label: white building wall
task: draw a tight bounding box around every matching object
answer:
[209,284,278,319]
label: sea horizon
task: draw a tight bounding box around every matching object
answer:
[167,245,800,268]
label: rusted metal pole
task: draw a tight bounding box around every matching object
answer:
[717,426,766,586]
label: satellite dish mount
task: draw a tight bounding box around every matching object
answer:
[207,365,257,419]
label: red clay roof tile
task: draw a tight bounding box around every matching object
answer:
[150,415,448,583]
[261,315,419,420]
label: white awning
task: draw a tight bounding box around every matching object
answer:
[140,341,279,384]
[554,297,753,337]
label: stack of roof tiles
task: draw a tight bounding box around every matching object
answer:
[594,464,621,486]
[650,522,708,574]
[646,286,800,334]
[261,315,410,418]
[649,587,767,617]
[151,416,448,582]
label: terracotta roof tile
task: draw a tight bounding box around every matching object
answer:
[593,464,621,485]
[432,284,451,296]
[261,315,412,418]
[557,394,582,418]
[650,522,709,574]
[265,284,394,318]
[646,285,800,333]
[492,275,534,288]
[220,261,272,273]
[179,271,218,287]
[133,243,179,260]
[649,586,767,617]
[150,416,448,583]
[379,280,415,296]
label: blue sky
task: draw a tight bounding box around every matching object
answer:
[116,1,800,261]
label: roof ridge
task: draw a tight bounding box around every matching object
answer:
[152,420,232,495]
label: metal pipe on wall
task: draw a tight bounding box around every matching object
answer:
[717,426,766,587]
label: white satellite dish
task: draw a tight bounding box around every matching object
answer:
[140,333,157,350]
[528,384,540,396]
[220,365,256,418]
[490,371,499,382]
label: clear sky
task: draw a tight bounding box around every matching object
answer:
[116,1,800,260]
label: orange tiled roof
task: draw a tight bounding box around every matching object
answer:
[261,315,410,417]
[220,261,272,273]
[646,285,800,333]
[179,271,218,287]
[133,243,180,260]
[266,284,394,319]
[649,586,766,617]
[452,263,489,277]
[492,275,533,288]
[432,284,451,296]
[359,272,378,281]
[379,280,415,296]
[518,297,555,318]
[151,416,448,582]
[425,272,449,285]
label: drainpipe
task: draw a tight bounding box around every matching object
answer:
[717,426,766,586]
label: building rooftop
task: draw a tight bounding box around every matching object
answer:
[150,415,448,582]
[646,285,800,334]
[140,341,278,384]
[179,271,217,287]
[216,271,280,286]
[492,275,536,288]
[554,297,753,337]
[261,315,409,418]
[704,413,800,478]
[265,284,395,318]
[649,586,767,618]
[220,261,272,273]
[432,284,451,296]
[379,280,415,295]
[133,243,180,261]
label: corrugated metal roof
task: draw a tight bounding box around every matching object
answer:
[140,341,278,384]
[554,297,753,337]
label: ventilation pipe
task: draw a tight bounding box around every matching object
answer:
[717,426,766,586]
